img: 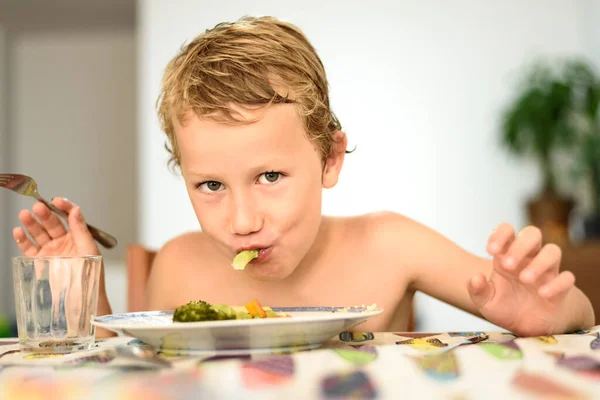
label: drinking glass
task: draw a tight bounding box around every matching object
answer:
[12,255,102,352]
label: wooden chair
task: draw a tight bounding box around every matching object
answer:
[125,244,417,331]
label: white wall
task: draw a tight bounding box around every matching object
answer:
[137,0,593,331]
[7,30,137,263]
[584,0,600,67]
[0,29,137,316]
[0,27,9,313]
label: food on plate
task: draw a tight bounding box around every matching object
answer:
[172,298,289,322]
[245,298,268,318]
[232,249,259,270]
[172,300,236,322]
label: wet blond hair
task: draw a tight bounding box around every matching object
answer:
[156,16,342,168]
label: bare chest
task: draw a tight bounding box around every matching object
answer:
[165,254,414,332]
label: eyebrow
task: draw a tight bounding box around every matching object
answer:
[185,171,215,180]
[186,159,288,179]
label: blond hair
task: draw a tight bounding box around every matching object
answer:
[156,16,342,168]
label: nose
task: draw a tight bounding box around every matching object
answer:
[229,192,263,236]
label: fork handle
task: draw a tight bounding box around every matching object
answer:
[41,199,118,249]
[84,224,118,249]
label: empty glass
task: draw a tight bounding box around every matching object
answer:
[12,255,102,353]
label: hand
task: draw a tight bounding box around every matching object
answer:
[13,198,100,257]
[13,198,115,338]
[467,223,575,336]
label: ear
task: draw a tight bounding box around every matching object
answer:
[322,131,347,189]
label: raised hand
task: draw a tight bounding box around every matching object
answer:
[467,223,576,336]
[13,197,100,257]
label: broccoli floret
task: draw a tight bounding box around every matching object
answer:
[172,300,236,322]
[232,250,259,270]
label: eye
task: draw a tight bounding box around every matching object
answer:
[198,181,224,193]
[258,171,281,184]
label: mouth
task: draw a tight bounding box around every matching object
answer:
[235,246,272,264]
[253,247,272,263]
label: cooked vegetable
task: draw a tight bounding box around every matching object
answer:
[172,300,236,322]
[232,250,259,270]
[264,308,280,317]
[245,298,268,318]
[210,304,236,319]
[173,299,289,322]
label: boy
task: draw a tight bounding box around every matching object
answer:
[13,16,594,337]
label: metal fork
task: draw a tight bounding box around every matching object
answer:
[0,173,118,249]
[429,333,489,355]
[62,345,172,369]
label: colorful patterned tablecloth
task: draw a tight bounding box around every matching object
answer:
[1,326,600,399]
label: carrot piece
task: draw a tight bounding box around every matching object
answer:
[245,299,268,318]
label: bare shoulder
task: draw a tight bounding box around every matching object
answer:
[341,211,430,247]
[154,231,213,264]
[353,211,489,292]
[356,211,459,250]
[337,211,454,276]
[327,211,418,266]
[145,231,216,309]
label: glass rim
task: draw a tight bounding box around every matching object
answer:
[12,255,103,262]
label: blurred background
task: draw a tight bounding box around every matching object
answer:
[0,0,599,336]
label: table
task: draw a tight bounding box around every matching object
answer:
[1,326,599,399]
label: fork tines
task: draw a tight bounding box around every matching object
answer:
[0,174,15,185]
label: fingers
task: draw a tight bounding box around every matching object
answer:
[519,244,561,286]
[67,206,100,255]
[13,197,100,256]
[489,225,543,278]
[18,209,52,247]
[13,197,74,253]
[467,273,495,309]
[12,227,39,256]
[487,223,515,256]
[538,271,575,299]
[53,198,93,247]
[52,197,76,213]
[32,201,67,239]
[488,224,515,276]
[501,226,542,271]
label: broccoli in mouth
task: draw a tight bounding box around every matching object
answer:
[232,249,259,270]
[172,300,236,322]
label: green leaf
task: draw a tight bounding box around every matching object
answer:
[499,57,600,194]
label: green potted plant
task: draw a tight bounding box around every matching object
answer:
[500,59,579,244]
[567,61,600,239]
[577,133,600,238]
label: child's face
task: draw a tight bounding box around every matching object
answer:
[174,104,341,281]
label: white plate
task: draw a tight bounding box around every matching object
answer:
[92,306,383,355]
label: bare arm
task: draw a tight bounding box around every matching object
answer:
[95,263,115,338]
[391,214,490,318]
[383,213,594,335]
[145,241,182,311]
